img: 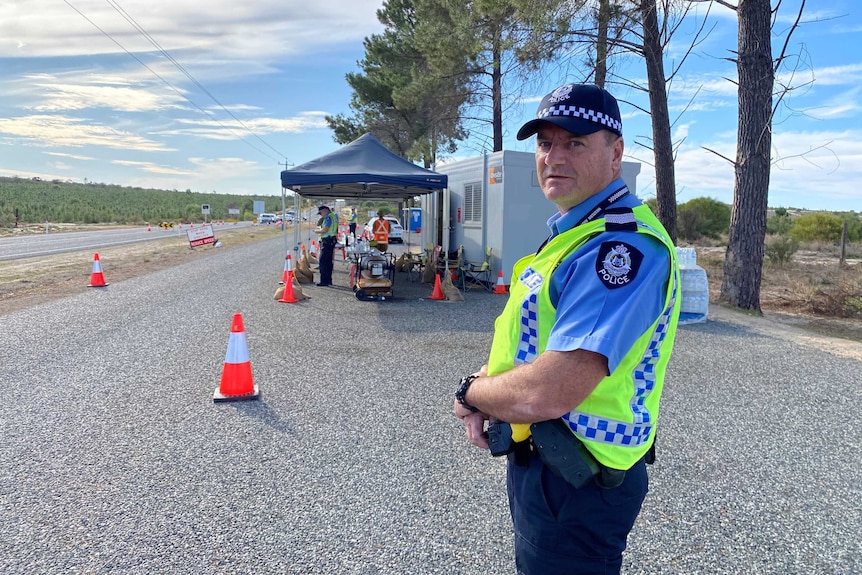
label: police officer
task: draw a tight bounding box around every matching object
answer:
[453,83,681,574]
[315,205,338,286]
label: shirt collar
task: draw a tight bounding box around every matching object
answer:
[546,178,627,238]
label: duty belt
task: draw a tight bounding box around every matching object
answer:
[492,419,628,489]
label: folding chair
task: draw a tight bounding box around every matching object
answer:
[404,251,425,282]
[462,247,493,291]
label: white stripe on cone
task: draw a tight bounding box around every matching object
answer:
[225,332,250,364]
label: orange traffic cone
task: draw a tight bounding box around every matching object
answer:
[493,270,508,294]
[87,253,109,287]
[280,253,293,285]
[278,271,299,304]
[214,313,260,402]
[429,273,446,300]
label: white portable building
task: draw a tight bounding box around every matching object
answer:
[419,151,642,284]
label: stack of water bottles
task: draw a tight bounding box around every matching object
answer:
[675,246,709,324]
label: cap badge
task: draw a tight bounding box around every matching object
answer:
[548,84,573,104]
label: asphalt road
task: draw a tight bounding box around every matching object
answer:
[0,221,255,261]
[1,236,859,574]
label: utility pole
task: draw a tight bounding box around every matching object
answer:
[278,158,295,256]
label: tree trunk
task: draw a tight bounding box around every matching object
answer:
[719,0,773,312]
[492,23,504,152]
[640,0,677,243]
[594,0,610,88]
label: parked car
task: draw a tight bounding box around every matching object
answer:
[364,216,404,243]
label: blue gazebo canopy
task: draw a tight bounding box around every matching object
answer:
[280,133,447,200]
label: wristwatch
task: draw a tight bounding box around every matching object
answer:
[455,374,480,413]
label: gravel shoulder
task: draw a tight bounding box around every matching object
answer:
[706,304,862,361]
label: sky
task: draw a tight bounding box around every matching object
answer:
[1,0,861,212]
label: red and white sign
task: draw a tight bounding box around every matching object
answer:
[187,224,216,248]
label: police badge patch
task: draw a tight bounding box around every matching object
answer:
[595,241,643,289]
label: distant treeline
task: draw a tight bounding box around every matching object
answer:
[0,177,285,226]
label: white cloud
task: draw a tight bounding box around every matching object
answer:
[805,62,862,86]
[628,127,862,211]
[0,1,384,60]
[111,159,194,176]
[0,114,175,152]
[45,151,95,161]
[155,112,331,141]
[19,72,186,113]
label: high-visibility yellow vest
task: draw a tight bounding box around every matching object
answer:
[486,205,680,470]
[321,213,338,238]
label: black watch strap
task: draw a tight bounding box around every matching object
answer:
[455,374,480,413]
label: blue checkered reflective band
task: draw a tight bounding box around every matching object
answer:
[565,256,678,447]
[537,104,623,134]
[563,412,653,445]
[515,293,539,365]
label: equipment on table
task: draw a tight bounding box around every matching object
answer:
[349,249,396,301]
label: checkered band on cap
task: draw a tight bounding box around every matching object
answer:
[537,104,622,134]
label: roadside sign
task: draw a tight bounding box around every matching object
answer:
[253,200,265,215]
[201,204,210,215]
[187,224,216,248]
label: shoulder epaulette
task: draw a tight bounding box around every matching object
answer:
[603,207,637,232]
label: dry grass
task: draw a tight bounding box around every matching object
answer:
[694,240,862,342]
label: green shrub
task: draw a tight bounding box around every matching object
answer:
[678,206,702,240]
[678,197,731,239]
[767,212,794,235]
[789,212,843,243]
[764,235,798,265]
[837,212,862,242]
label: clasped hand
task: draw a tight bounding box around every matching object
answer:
[454,365,489,449]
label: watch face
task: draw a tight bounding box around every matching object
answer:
[456,375,478,412]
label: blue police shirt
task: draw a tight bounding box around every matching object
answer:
[546,179,671,373]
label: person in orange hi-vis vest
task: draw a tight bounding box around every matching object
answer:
[372,211,391,253]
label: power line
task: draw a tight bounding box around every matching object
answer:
[62,0,287,164]
[103,0,288,161]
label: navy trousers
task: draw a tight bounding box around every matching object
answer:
[319,237,335,284]
[507,451,648,575]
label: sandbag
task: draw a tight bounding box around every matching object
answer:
[395,253,407,272]
[273,276,311,300]
[441,272,464,302]
[294,266,313,284]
